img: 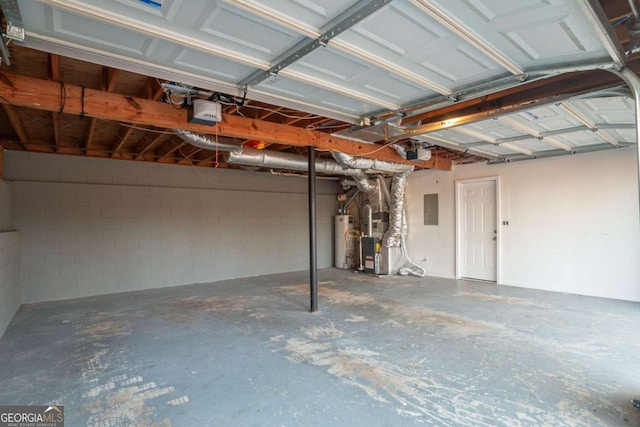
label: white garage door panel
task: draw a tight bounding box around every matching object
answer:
[49,8,153,55]
[36,7,260,85]
[466,120,523,139]
[607,128,636,143]
[554,130,611,147]
[255,74,380,115]
[474,144,518,156]
[426,0,610,67]
[337,1,506,90]
[512,109,582,133]
[288,46,429,106]
[197,3,303,60]
[173,47,257,82]
[570,98,636,125]
[513,138,555,152]
[15,0,626,126]
[428,130,479,145]
[227,0,360,31]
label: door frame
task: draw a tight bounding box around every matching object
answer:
[455,176,501,283]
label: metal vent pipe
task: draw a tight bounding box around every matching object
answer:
[175,129,243,152]
[225,147,363,176]
[331,151,413,173]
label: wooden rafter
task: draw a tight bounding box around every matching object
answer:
[103,67,119,92]
[118,78,166,157]
[1,104,28,150]
[144,77,164,101]
[257,106,283,121]
[85,117,98,152]
[156,139,186,161]
[110,125,136,156]
[48,54,60,82]
[181,146,202,160]
[135,132,171,160]
[0,72,450,169]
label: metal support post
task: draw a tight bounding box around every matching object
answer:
[308,147,318,312]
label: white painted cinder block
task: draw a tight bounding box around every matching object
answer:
[407,148,640,302]
[7,152,337,303]
[0,230,20,338]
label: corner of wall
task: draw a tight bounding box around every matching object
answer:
[0,174,21,339]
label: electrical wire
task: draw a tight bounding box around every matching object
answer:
[59,81,66,113]
[80,86,85,120]
[119,123,178,134]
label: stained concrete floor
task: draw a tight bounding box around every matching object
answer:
[0,268,639,426]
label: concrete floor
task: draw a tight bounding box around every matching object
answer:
[0,268,639,426]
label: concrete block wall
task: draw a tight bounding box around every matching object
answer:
[5,152,337,303]
[0,178,11,231]
[0,178,20,338]
[406,148,640,302]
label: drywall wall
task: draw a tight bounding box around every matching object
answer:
[406,148,640,302]
[0,177,20,338]
[5,152,337,303]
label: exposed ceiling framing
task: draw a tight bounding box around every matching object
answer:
[0,0,639,172]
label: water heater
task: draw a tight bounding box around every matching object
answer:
[334,215,357,269]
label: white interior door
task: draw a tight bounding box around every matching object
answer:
[458,179,497,281]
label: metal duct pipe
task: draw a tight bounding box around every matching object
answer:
[331,151,414,173]
[344,188,361,211]
[350,169,378,200]
[392,144,407,160]
[225,147,371,177]
[382,169,413,248]
[176,129,243,152]
[376,175,391,211]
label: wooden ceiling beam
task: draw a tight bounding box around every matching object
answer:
[1,104,28,150]
[0,72,448,170]
[401,67,635,128]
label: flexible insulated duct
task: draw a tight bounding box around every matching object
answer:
[224,147,370,177]
[382,169,412,248]
[331,151,413,173]
[176,129,243,152]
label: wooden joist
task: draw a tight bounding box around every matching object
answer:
[0,72,451,170]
